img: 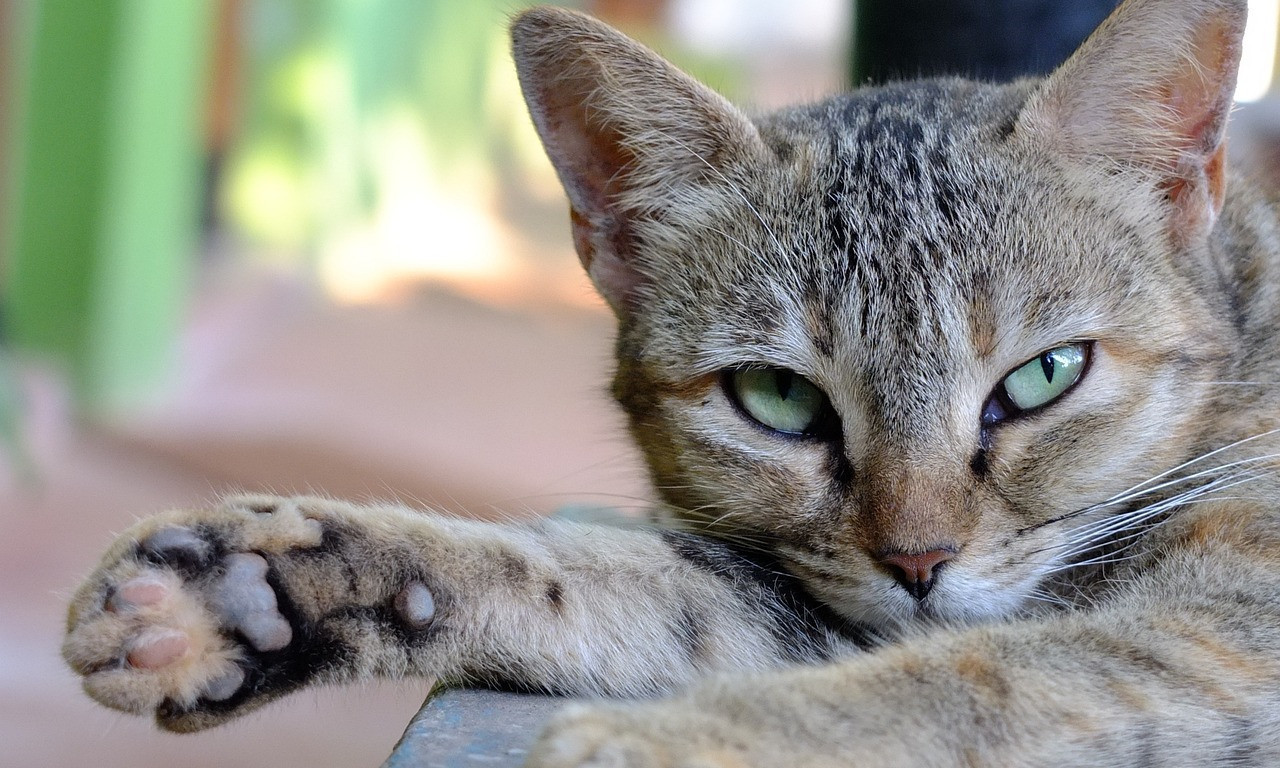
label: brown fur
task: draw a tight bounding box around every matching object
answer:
[63,0,1280,764]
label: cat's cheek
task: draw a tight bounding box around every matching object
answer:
[666,413,843,521]
[1036,339,1215,506]
[928,566,1041,622]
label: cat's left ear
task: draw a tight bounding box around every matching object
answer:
[1016,0,1246,244]
[511,7,765,316]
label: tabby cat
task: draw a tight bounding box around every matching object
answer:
[63,0,1280,764]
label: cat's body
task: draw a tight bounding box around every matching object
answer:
[63,0,1280,764]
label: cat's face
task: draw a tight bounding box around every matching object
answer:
[611,81,1234,629]
[513,0,1244,631]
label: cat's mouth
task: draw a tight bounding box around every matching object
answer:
[866,579,1024,633]
[783,546,1036,634]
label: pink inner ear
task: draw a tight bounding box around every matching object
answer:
[533,76,633,220]
[1158,12,1239,240]
[571,200,645,314]
[512,5,763,315]
[1165,14,1240,159]
[526,78,647,313]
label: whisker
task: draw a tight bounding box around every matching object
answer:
[1048,476,1250,562]
[1101,431,1280,502]
[1023,590,1073,610]
[1064,467,1263,543]
[1041,471,1271,576]
[1018,443,1280,536]
[1090,453,1280,512]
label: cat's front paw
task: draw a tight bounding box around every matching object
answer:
[62,496,363,731]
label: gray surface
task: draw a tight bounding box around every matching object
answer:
[383,689,571,768]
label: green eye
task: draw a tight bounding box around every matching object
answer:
[998,343,1090,414]
[728,367,829,435]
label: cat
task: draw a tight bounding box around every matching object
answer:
[62,0,1280,764]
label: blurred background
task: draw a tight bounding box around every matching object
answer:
[2,1,1279,766]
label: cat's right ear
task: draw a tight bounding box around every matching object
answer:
[1015,0,1246,245]
[511,7,763,316]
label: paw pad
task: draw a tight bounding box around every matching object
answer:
[126,628,190,669]
[108,575,170,611]
[394,582,435,628]
[209,553,292,652]
[142,527,211,571]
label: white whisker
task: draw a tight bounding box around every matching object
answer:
[1041,465,1273,578]
[1100,430,1280,501]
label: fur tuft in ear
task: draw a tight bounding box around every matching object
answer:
[1016,0,1245,243]
[511,6,763,315]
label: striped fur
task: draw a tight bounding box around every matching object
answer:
[64,0,1280,764]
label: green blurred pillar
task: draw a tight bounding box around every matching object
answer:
[4,0,214,414]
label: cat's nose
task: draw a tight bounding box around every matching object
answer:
[879,548,955,601]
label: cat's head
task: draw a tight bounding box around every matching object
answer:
[512,0,1247,630]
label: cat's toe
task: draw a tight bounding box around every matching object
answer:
[64,524,290,718]
[66,569,244,715]
[107,573,172,611]
[125,627,191,669]
[529,707,668,768]
[529,704,755,768]
[140,525,214,573]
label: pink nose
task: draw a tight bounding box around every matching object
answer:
[879,548,956,600]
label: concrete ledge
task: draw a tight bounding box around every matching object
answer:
[384,688,571,767]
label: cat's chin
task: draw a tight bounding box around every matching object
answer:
[827,575,1032,637]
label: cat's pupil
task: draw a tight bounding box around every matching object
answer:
[775,370,794,400]
[1040,354,1055,384]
